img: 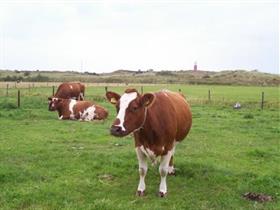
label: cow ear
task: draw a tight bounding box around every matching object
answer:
[140,93,155,107]
[48,97,52,101]
[106,91,121,105]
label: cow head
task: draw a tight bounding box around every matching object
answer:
[48,97,62,111]
[106,89,155,137]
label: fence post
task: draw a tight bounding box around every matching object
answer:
[178,88,181,93]
[208,90,211,101]
[261,92,264,110]
[6,84,9,96]
[17,90,20,108]
[141,86,143,94]
[52,86,55,96]
[105,86,108,93]
[28,84,31,93]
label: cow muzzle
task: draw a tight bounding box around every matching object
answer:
[110,125,126,137]
[48,103,55,111]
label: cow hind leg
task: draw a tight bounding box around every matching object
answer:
[135,147,148,196]
[168,145,176,175]
[158,150,172,197]
[168,156,175,176]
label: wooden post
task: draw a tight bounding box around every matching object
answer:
[261,92,264,110]
[52,86,55,96]
[6,84,9,96]
[105,86,108,93]
[178,88,181,93]
[17,90,20,108]
[141,86,143,94]
[208,90,211,101]
[28,84,31,92]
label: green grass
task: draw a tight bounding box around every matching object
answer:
[0,84,279,209]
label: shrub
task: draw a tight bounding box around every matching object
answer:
[0,102,17,110]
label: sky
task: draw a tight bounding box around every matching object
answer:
[0,0,279,74]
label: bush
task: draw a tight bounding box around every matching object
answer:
[0,102,17,110]
[2,75,23,81]
[156,71,174,76]
[24,71,31,77]
[26,74,49,82]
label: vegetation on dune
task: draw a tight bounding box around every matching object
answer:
[0,69,279,86]
[0,85,279,209]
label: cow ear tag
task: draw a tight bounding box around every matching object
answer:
[111,98,117,104]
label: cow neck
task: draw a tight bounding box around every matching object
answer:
[133,107,148,133]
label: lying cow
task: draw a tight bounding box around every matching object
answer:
[106,89,192,197]
[48,98,108,121]
[52,82,85,100]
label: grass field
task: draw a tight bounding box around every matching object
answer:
[0,84,279,209]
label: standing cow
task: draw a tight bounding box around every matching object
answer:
[49,98,108,121]
[106,89,192,197]
[52,82,85,100]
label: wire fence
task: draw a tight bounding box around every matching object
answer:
[0,82,279,110]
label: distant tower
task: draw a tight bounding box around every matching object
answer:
[194,61,197,71]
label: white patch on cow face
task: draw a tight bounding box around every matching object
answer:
[81,105,96,121]
[69,99,77,119]
[50,98,59,109]
[116,92,137,131]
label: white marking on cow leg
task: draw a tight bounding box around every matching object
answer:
[135,147,148,195]
[159,150,172,196]
[69,99,77,119]
[58,115,63,120]
[116,92,137,131]
[79,92,84,100]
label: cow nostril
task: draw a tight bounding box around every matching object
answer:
[111,126,122,134]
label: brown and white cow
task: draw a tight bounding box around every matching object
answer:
[48,98,108,121]
[106,89,192,197]
[52,82,85,100]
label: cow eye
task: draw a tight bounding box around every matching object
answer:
[131,106,138,112]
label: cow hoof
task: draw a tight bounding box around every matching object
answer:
[158,191,167,197]
[168,171,176,176]
[136,190,145,197]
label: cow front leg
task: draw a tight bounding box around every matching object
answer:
[158,150,172,197]
[135,147,148,196]
[79,92,84,100]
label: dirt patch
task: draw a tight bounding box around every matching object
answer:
[243,192,273,202]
